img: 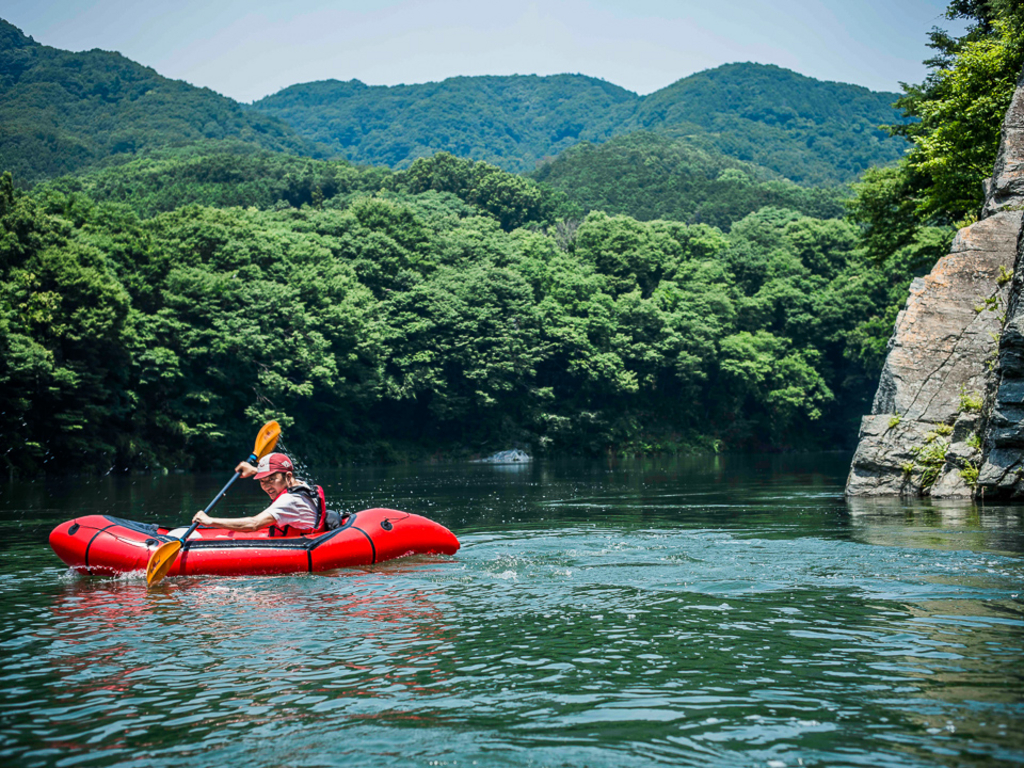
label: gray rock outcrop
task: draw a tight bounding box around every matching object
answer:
[976,69,1024,498]
[847,67,1024,498]
[977,224,1024,497]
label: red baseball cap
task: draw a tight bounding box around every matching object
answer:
[253,452,294,479]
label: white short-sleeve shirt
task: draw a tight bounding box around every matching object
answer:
[265,484,318,531]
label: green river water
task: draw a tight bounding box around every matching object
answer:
[0,454,1022,767]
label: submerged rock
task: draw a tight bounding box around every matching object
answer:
[471,449,533,464]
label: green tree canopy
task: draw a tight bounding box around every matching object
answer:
[890,0,1024,220]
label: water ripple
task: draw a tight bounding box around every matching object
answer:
[2,457,1023,766]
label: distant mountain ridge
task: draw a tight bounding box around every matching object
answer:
[0,16,908,188]
[626,63,906,184]
[0,19,324,184]
[251,74,637,173]
[252,63,909,185]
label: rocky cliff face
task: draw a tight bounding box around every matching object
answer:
[977,69,1024,499]
[847,69,1024,498]
[977,217,1024,497]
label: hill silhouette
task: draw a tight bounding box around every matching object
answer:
[253,63,908,184]
[0,19,323,184]
[1,17,908,190]
[627,63,908,185]
[250,74,637,173]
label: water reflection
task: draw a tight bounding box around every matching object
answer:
[5,563,462,761]
[847,496,1024,554]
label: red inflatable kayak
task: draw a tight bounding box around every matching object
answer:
[49,508,460,577]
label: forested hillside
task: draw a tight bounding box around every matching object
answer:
[2,148,905,474]
[251,63,907,183]
[42,146,578,227]
[531,132,846,228]
[627,63,907,185]
[250,74,637,173]
[0,20,323,185]
[41,143,390,217]
[0,15,906,191]
[1,0,1013,476]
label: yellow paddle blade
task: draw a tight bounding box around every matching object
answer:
[145,539,183,586]
[253,420,281,460]
[145,422,280,587]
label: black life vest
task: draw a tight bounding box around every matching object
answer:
[267,484,333,537]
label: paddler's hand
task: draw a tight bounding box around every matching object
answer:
[193,510,214,526]
[235,461,258,478]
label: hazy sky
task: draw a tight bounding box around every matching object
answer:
[4,0,965,103]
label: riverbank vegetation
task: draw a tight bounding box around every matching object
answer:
[1,150,884,473]
[0,1,1018,474]
[843,0,1024,371]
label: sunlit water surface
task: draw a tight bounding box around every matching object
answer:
[1,455,1022,767]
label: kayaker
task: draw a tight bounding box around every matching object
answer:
[191,452,324,534]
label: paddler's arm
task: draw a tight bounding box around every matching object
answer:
[235,461,258,478]
[192,509,277,532]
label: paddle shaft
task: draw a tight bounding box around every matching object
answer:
[177,451,256,543]
[146,422,280,586]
